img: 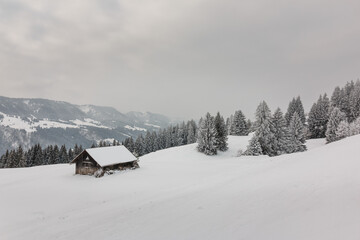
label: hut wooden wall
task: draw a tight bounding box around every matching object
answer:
[75,152,100,175]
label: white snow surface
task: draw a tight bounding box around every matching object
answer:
[0,112,110,132]
[84,146,137,167]
[1,135,360,240]
[124,125,147,131]
[0,112,37,132]
[144,123,161,128]
[70,119,110,129]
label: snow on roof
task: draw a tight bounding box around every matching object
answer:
[86,146,137,167]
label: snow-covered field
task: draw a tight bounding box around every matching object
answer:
[1,135,359,240]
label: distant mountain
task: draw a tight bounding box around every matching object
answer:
[0,96,172,154]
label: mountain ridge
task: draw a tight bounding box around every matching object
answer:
[0,96,172,154]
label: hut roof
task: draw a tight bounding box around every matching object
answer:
[70,146,137,167]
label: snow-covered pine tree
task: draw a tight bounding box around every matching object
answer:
[214,112,228,151]
[337,81,355,122]
[285,98,297,125]
[308,94,330,138]
[349,80,360,122]
[288,112,307,153]
[16,146,26,168]
[165,126,174,148]
[230,110,248,136]
[59,145,69,163]
[50,145,60,164]
[150,131,159,152]
[68,148,74,161]
[253,101,276,156]
[187,120,197,144]
[326,107,346,143]
[197,113,217,155]
[285,96,306,125]
[157,129,167,149]
[331,86,342,108]
[6,150,17,168]
[134,134,145,157]
[176,122,186,146]
[243,136,262,156]
[144,131,153,154]
[33,144,43,166]
[335,120,350,141]
[246,119,253,133]
[272,108,291,155]
[227,114,234,134]
[295,96,306,124]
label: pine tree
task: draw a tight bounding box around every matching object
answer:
[50,145,60,164]
[134,135,145,157]
[124,137,135,153]
[151,131,159,151]
[285,98,297,125]
[33,144,43,166]
[285,96,306,125]
[227,114,234,134]
[272,108,291,155]
[247,119,253,133]
[349,80,360,121]
[197,113,217,155]
[144,131,153,154]
[326,107,346,143]
[17,146,26,168]
[253,101,276,156]
[295,96,306,124]
[59,145,69,163]
[73,144,82,156]
[230,110,248,136]
[7,150,18,168]
[157,130,167,150]
[176,122,186,146]
[342,81,355,121]
[331,86,342,108]
[243,136,262,156]
[214,112,228,151]
[288,112,307,153]
[187,120,197,144]
[43,145,52,165]
[68,148,74,161]
[308,94,330,138]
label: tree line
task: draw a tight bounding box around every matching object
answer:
[0,144,84,168]
[197,79,360,157]
[122,120,198,157]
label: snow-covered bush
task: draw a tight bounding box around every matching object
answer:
[349,117,360,136]
[326,107,346,143]
[335,121,350,141]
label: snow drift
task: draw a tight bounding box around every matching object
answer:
[0,135,359,240]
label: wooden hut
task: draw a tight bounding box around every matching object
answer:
[70,146,139,177]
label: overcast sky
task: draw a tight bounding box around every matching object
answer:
[0,0,359,120]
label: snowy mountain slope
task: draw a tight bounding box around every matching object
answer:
[0,96,171,154]
[1,135,359,240]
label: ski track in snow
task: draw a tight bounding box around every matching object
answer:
[0,135,360,240]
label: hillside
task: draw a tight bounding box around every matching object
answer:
[0,96,171,154]
[1,135,359,240]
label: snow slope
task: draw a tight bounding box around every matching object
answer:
[0,136,360,240]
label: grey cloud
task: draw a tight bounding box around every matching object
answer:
[0,0,359,120]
